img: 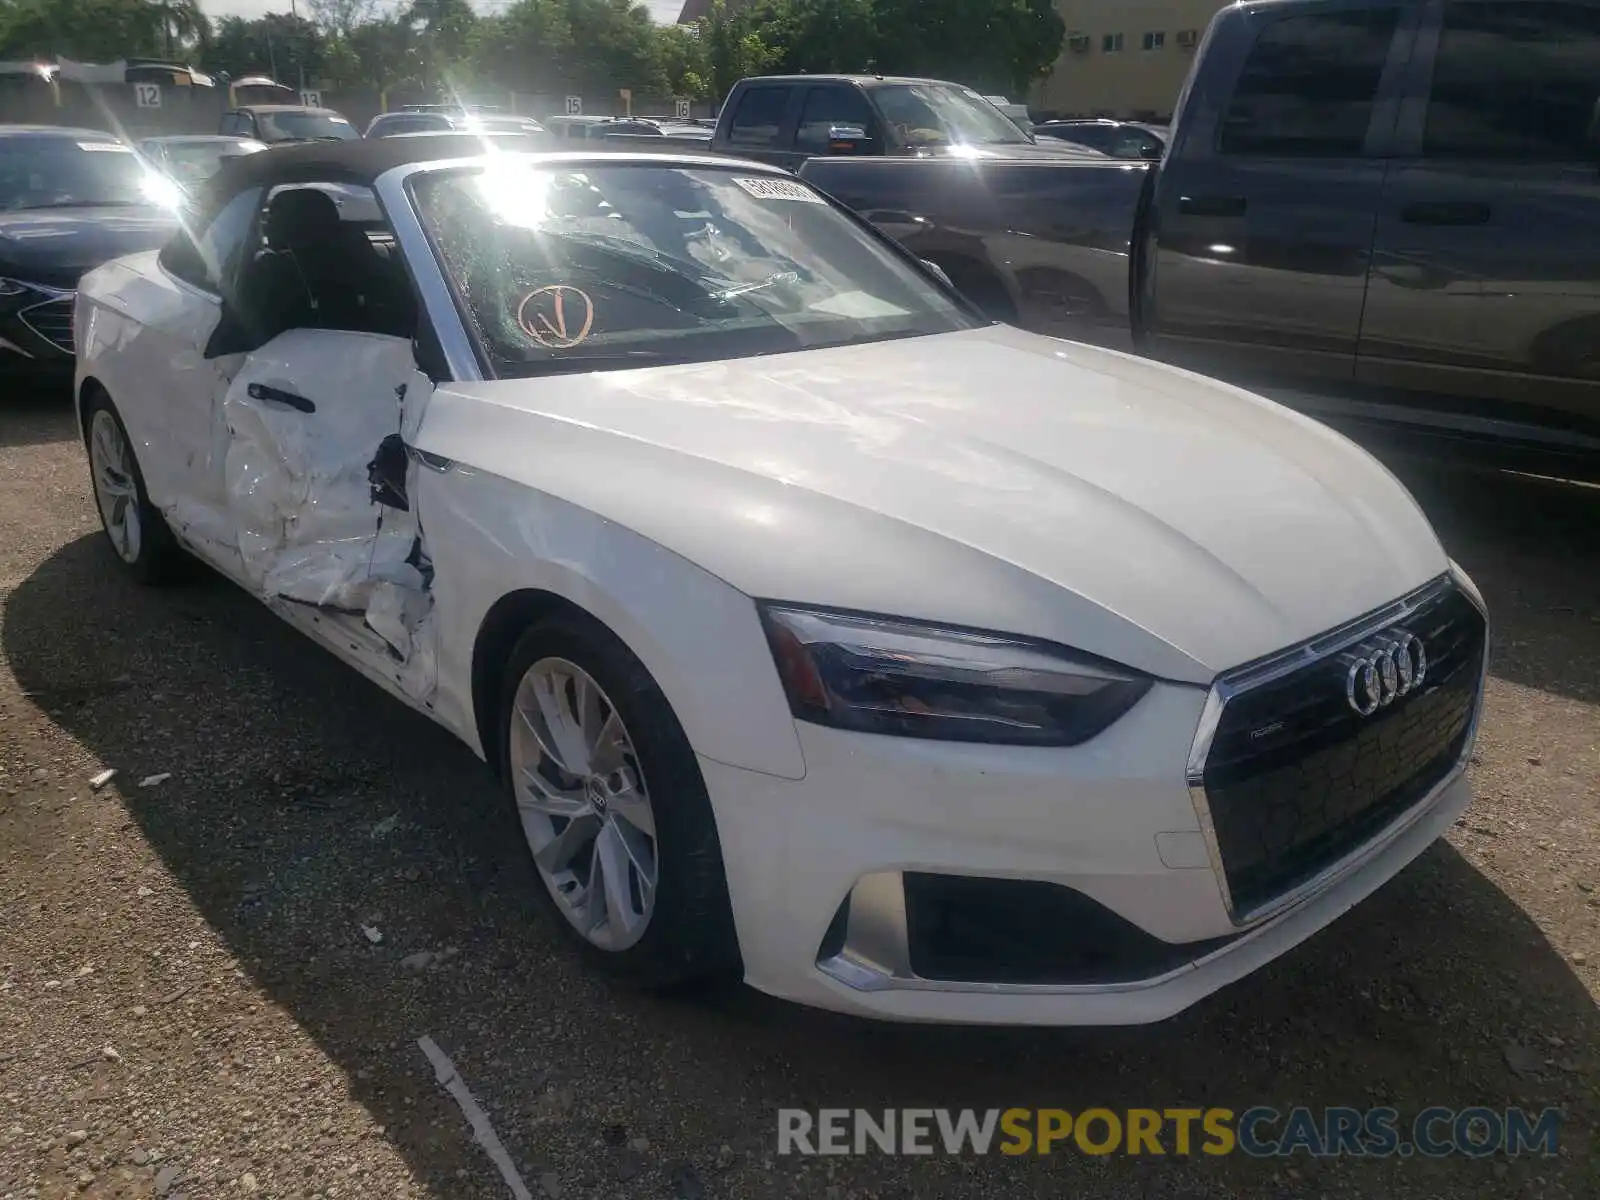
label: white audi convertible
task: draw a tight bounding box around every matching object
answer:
[74,138,1488,1025]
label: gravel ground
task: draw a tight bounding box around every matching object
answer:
[1,382,1596,1200]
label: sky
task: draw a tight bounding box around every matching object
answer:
[200,0,685,24]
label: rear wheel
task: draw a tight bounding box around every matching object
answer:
[499,614,741,989]
[83,390,184,584]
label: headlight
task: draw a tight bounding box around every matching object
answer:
[758,605,1152,746]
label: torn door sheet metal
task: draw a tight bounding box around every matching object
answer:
[220,330,439,699]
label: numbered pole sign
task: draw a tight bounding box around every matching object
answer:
[564,95,582,116]
[299,89,323,109]
[675,98,691,120]
[134,82,162,108]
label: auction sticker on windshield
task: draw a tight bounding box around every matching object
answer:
[731,177,825,204]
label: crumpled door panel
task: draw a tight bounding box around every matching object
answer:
[219,330,439,698]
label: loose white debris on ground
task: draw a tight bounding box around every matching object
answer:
[417,1035,535,1200]
[361,924,383,945]
[370,812,401,838]
[139,772,173,788]
[88,768,116,790]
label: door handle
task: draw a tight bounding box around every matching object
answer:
[1178,194,1247,217]
[1399,200,1491,226]
[247,382,316,413]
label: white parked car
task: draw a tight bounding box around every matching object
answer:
[73,137,1489,1025]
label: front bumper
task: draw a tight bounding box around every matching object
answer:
[0,284,76,369]
[703,574,1485,1026]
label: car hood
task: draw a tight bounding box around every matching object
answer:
[416,326,1448,684]
[0,207,177,285]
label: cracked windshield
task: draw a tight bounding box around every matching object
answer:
[410,162,976,376]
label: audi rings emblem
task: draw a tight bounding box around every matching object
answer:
[1345,632,1428,716]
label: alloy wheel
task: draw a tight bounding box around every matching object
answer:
[508,657,659,951]
[88,408,143,565]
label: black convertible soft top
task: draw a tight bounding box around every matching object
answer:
[207,133,503,199]
[202,136,770,211]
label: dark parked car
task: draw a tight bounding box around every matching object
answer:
[137,134,268,194]
[706,74,1103,172]
[593,117,716,148]
[220,105,358,145]
[460,114,549,136]
[801,0,1600,477]
[0,126,178,377]
[365,111,455,138]
[1034,119,1167,160]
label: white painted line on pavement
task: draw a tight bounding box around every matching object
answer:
[418,1034,537,1200]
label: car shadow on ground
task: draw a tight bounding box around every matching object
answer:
[3,466,1597,1197]
[1371,454,1600,706]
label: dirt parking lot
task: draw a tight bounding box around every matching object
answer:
[1,383,1597,1200]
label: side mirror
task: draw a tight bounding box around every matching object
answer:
[825,123,873,155]
[1140,143,1164,161]
[921,259,953,289]
[160,227,208,281]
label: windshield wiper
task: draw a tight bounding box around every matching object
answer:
[711,270,800,303]
[510,350,686,376]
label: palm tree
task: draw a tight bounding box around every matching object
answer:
[151,0,209,60]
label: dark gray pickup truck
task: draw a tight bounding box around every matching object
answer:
[796,0,1600,476]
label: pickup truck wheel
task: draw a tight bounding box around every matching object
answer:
[83,389,185,585]
[499,614,742,990]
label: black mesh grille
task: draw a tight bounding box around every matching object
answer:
[1200,580,1485,917]
[20,298,73,353]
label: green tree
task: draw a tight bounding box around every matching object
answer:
[866,0,1063,94]
[466,0,668,102]
[701,0,777,101]
[562,0,664,98]
[467,0,572,94]
[408,0,478,60]
[751,0,875,76]
[654,22,710,99]
[151,0,207,58]
[203,13,327,85]
[344,15,425,93]
[306,0,380,38]
[0,0,175,61]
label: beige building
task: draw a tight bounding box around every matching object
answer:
[1031,0,1232,121]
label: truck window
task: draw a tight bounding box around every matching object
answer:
[728,87,789,148]
[1422,1,1600,160]
[1218,6,1401,156]
[795,86,876,153]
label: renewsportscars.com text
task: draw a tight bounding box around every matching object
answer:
[777,1107,1561,1158]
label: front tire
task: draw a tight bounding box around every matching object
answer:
[498,613,742,990]
[83,389,184,585]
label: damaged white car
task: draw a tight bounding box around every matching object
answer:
[75,138,1488,1025]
